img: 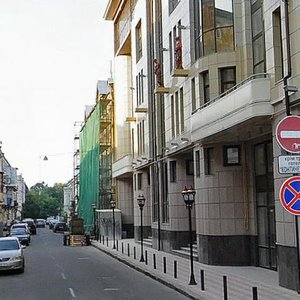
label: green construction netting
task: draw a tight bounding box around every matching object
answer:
[78,103,100,233]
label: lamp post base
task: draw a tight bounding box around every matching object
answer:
[189,274,197,285]
[140,255,145,262]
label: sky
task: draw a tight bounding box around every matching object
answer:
[0,0,113,187]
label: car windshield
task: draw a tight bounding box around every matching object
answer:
[10,229,27,235]
[0,240,19,251]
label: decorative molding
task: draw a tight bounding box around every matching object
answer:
[171,68,189,77]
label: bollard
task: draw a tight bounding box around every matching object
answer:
[163,257,167,274]
[106,237,108,247]
[122,242,124,254]
[116,240,118,251]
[153,253,156,269]
[174,261,177,279]
[145,250,148,265]
[200,269,205,291]
[134,247,136,259]
[127,243,130,257]
[252,287,258,300]
[102,235,104,244]
[223,276,228,300]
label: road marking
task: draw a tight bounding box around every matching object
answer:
[69,288,76,298]
[61,273,66,280]
[104,288,119,291]
[77,257,89,260]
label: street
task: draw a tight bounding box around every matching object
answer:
[0,228,189,300]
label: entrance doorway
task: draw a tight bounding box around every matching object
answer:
[254,142,277,270]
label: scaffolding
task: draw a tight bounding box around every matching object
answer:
[97,80,114,209]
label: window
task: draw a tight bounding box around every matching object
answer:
[223,145,241,166]
[136,70,145,106]
[199,71,210,106]
[186,160,194,175]
[251,1,266,73]
[162,162,169,223]
[137,120,145,156]
[171,95,175,138]
[137,173,142,190]
[191,78,197,111]
[204,147,214,175]
[169,32,173,72]
[175,91,179,136]
[169,0,180,14]
[136,21,142,62]
[272,7,283,81]
[194,0,234,58]
[220,67,236,93]
[195,150,200,177]
[180,88,184,133]
[170,161,177,182]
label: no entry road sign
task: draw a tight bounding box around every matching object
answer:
[276,116,300,153]
[279,176,300,216]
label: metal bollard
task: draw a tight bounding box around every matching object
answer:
[122,242,124,254]
[106,237,108,247]
[153,253,156,269]
[163,257,167,274]
[252,287,258,300]
[127,243,130,257]
[102,235,104,244]
[200,269,205,291]
[174,261,177,279]
[145,250,148,265]
[116,240,118,251]
[223,276,228,300]
[134,247,136,259]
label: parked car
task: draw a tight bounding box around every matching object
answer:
[0,237,25,273]
[9,228,30,246]
[35,219,46,228]
[48,219,58,229]
[53,222,69,233]
[22,219,37,235]
[10,223,30,235]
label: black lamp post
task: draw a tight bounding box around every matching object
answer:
[110,200,116,249]
[91,203,96,238]
[137,194,146,262]
[182,186,197,285]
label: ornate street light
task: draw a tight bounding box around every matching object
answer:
[91,203,96,238]
[137,194,146,262]
[181,186,197,285]
[110,199,116,249]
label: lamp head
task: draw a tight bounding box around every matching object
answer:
[110,200,116,209]
[181,186,196,206]
[137,194,146,209]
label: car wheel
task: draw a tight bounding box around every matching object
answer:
[19,262,25,274]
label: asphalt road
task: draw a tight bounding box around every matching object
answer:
[0,228,189,300]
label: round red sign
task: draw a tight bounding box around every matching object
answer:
[276,116,300,153]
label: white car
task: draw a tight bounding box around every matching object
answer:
[0,237,25,273]
[10,223,30,234]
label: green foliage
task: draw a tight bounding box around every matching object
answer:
[22,182,66,219]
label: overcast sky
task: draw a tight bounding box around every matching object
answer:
[0,0,113,187]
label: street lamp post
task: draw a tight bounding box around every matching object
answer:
[91,203,96,238]
[182,186,197,285]
[110,200,116,249]
[137,194,146,262]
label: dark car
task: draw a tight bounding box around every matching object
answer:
[22,219,37,235]
[53,222,69,233]
[9,228,30,246]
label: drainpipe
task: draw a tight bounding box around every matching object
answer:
[282,0,300,293]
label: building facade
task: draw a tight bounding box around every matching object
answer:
[105,0,300,291]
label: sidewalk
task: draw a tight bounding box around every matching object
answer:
[91,238,299,300]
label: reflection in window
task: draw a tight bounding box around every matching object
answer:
[135,21,142,62]
[194,0,234,58]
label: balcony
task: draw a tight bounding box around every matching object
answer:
[112,155,133,179]
[191,74,273,141]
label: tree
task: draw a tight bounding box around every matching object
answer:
[23,182,66,219]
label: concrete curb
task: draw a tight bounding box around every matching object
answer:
[91,242,207,300]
